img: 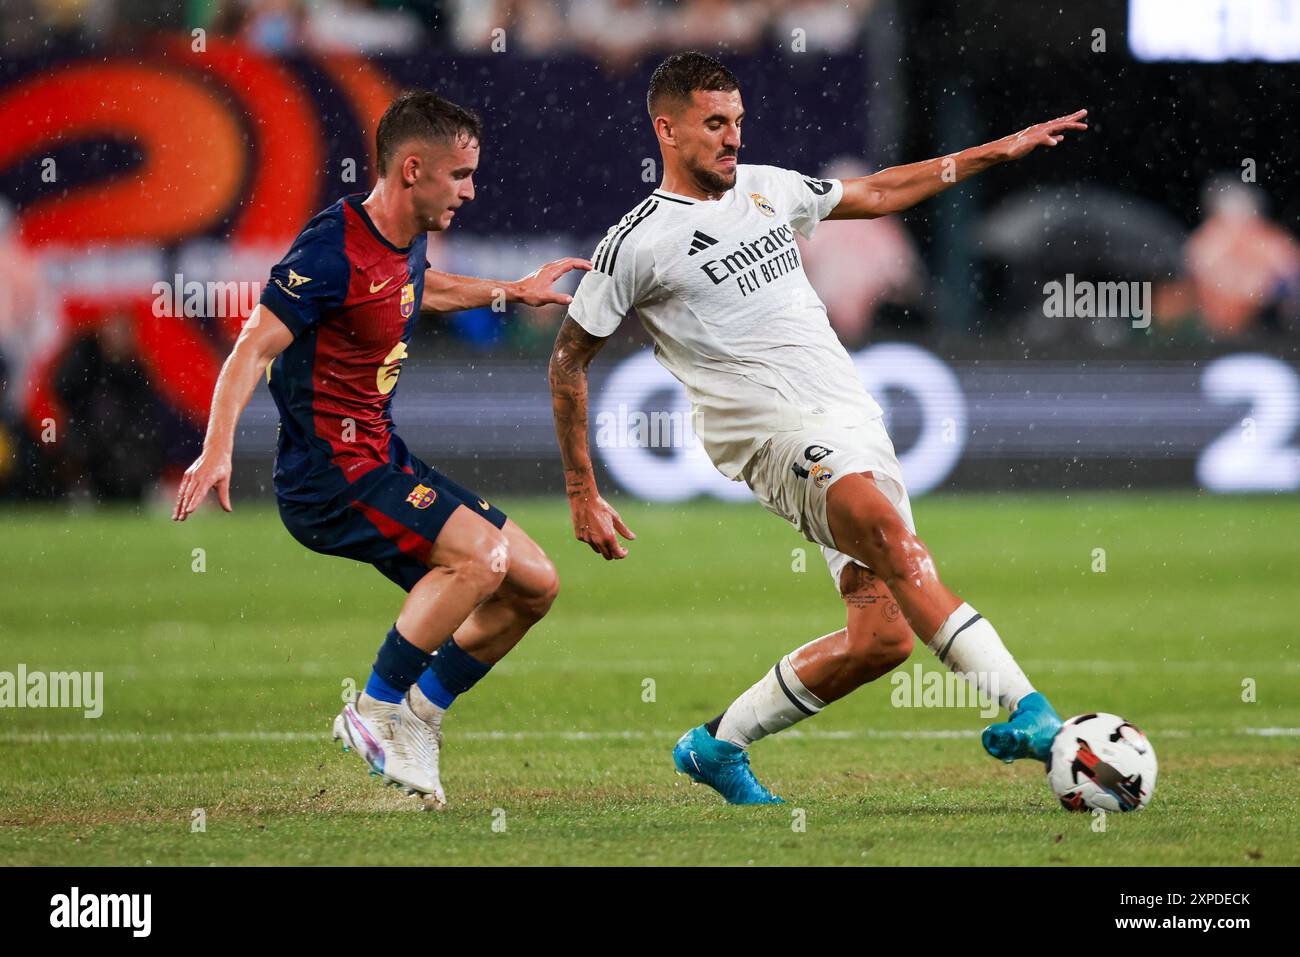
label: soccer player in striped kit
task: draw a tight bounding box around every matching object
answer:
[175,91,589,808]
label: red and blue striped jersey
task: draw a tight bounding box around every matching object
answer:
[258,195,429,502]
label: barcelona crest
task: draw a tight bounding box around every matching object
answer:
[405,483,437,509]
[400,282,416,318]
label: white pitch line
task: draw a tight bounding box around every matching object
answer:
[34,658,1300,681]
[1244,727,1300,737]
[0,727,1295,745]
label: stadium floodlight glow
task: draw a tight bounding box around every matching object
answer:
[1129,0,1300,62]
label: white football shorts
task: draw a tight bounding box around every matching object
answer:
[742,415,916,589]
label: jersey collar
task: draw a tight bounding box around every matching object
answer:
[652,188,703,205]
[346,194,417,254]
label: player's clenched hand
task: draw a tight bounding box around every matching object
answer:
[569,492,636,560]
[172,450,233,522]
[511,257,592,307]
[997,109,1088,161]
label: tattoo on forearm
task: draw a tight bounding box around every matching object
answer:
[564,471,589,498]
[549,316,608,493]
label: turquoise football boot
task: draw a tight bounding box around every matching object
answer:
[672,725,784,805]
[981,691,1062,762]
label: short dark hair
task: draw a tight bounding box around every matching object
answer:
[375,90,483,175]
[646,52,740,117]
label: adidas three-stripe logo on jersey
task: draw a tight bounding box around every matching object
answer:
[687,231,719,255]
[567,164,883,481]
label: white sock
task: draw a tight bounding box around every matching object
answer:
[714,655,826,748]
[924,602,1034,712]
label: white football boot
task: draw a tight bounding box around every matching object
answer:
[403,683,448,810]
[332,692,438,798]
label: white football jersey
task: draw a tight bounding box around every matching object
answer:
[568,164,883,479]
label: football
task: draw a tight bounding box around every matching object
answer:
[1047,713,1157,812]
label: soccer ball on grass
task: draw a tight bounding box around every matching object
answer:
[1047,712,1157,812]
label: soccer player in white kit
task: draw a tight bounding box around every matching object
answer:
[549,52,1089,803]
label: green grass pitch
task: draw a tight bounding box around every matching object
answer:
[1,492,1297,866]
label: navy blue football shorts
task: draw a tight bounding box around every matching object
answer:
[278,458,508,592]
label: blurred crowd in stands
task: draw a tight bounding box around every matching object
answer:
[1174,178,1300,341]
[2,2,1298,502]
[3,168,1297,503]
[1,0,874,59]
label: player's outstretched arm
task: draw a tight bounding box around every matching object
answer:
[422,257,592,312]
[548,315,636,561]
[828,109,1088,220]
[172,305,294,522]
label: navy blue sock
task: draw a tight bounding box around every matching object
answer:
[416,636,491,709]
[364,625,433,704]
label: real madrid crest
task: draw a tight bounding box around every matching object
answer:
[750,193,775,217]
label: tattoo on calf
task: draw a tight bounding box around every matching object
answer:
[841,565,901,623]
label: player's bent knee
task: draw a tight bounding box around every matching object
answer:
[844,619,914,680]
[445,528,510,601]
[539,557,560,608]
[516,557,560,623]
[874,627,914,672]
